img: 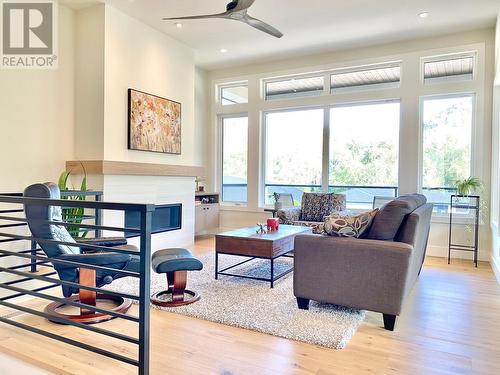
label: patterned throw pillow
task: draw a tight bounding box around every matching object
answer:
[324,209,379,238]
[300,193,346,222]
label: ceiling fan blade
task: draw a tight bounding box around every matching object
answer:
[230,0,256,12]
[242,15,283,38]
[163,12,230,21]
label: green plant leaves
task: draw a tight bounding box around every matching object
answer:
[455,177,482,196]
[59,165,89,238]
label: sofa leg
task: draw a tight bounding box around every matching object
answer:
[296,297,310,310]
[383,314,397,331]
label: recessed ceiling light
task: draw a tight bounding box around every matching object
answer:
[418,11,429,18]
[220,48,228,53]
[175,23,182,28]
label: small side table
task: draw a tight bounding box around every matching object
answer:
[448,195,479,267]
[264,208,278,218]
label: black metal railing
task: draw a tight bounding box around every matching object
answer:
[222,183,458,211]
[222,183,399,205]
[1,191,104,273]
[264,184,399,206]
[0,193,153,374]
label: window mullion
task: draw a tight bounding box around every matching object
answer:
[322,107,330,193]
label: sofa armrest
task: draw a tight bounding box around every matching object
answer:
[277,207,301,223]
[293,234,412,315]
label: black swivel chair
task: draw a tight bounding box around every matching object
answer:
[23,182,140,324]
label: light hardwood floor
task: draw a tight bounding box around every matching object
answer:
[1,237,500,375]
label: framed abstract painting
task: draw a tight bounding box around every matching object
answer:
[128,89,182,154]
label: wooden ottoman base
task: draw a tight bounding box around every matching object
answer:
[151,271,200,307]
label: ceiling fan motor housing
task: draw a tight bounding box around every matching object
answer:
[226,1,239,12]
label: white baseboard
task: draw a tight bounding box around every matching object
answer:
[426,245,490,262]
[491,255,500,284]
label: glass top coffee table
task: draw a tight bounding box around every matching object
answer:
[215,225,313,288]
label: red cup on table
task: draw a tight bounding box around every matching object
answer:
[267,218,279,231]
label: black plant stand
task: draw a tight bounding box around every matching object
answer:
[448,195,480,267]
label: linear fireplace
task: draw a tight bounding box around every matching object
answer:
[125,203,182,237]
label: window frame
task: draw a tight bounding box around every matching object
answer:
[219,113,249,205]
[418,92,477,215]
[212,43,486,218]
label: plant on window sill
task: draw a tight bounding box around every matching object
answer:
[455,177,481,196]
[272,192,282,210]
[452,177,487,236]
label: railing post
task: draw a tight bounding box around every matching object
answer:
[138,208,152,375]
[30,240,37,273]
[94,193,102,238]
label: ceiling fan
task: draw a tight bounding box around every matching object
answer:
[162,0,283,38]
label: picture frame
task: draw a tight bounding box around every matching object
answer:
[128,88,182,154]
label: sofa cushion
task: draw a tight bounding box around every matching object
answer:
[300,193,345,222]
[365,194,427,241]
[324,209,378,238]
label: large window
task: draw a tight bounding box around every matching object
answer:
[215,49,482,213]
[222,116,248,203]
[329,102,400,208]
[421,95,474,212]
[264,109,324,204]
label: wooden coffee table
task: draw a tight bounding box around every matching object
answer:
[215,225,313,288]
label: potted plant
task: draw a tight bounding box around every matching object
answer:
[452,177,482,214]
[455,177,482,196]
[272,192,282,210]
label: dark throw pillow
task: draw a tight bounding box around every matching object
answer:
[365,194,427,240]
[300,193,335,222]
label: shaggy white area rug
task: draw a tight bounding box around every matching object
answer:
[109,253,365,349]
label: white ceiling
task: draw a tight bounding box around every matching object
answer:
[100,0,499,70]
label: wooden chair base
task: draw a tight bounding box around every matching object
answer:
[151,289,200,307]
[44,293,132,325]
[151,270,200,307]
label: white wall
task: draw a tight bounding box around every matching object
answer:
[194,67,210,175]
[73,4,203,247]
[207,28,495,262]
[0,5,75,293]
[74,4,105,160]
[490,11,500,281]
[103,5,197,166]
[0,5,75,191]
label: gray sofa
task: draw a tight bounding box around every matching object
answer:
[293,194,432,330]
